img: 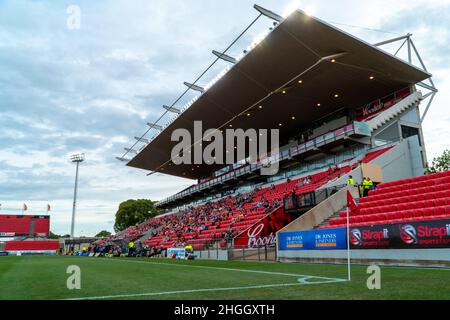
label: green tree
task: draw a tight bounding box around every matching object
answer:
[425,149,450,174]
[95,230,112,238]
[114,199,160,232]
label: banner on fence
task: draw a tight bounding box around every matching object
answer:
[167,248,186,259]
[279,228,347,251]
[350,219,450,249]
[279,219,450,250]
[233,207,293,249]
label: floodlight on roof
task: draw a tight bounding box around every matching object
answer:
[282,0,301,18]
[212,50,237,64]
[147,123,163,131]
[124,148,138,154]
[116,157,131,162]
[135,137,149,143]
[184,82,205,93]
[250,29,271,48]
[303,5,317,17]
[254,4,283,22]
[163,105,181,114]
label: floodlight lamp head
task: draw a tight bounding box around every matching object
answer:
[70,153,85,163]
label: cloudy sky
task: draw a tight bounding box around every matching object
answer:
[0,0,449,237]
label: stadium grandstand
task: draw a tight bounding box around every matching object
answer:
[0,214,59,255]
[100,6,449,266]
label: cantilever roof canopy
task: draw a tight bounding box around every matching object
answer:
[127,10,431,180]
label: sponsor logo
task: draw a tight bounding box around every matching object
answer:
[247,223,276,248]
[315,233,338,247]
[417,225,450,240]
[350,229,362,246]
[351,228,389,246]
[362,103,384,117]
[400,224,418,244]
[286,235,304,248]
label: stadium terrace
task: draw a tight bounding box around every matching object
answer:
[2,5,450,303]
[93,5,449,269]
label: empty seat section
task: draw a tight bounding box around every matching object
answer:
[324,171,450,229]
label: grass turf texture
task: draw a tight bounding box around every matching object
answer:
[0,255,449,300]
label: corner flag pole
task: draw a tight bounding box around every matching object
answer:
[346,206,351,281]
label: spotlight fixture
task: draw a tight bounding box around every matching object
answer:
[298,80,303,84]
[369,76,375,80]
[291,116,296,120]
[334,94,339,98]
[317,103,321,107]
[331,59,336,63]
[258,105,263,109]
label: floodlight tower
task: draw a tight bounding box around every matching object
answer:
[70,153,85,239]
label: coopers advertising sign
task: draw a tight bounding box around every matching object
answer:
[233,207,293,249]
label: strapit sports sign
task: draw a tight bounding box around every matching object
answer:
[350,219,450,249]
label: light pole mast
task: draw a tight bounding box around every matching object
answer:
[70,153,85,239]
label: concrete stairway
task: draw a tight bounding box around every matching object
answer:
[135,226,162,243]
[367,91,422,131]
[315,210,342,229]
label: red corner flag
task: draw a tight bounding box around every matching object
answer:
[47,204,51,212]
[347,191,359,214]
[23,203,28,211]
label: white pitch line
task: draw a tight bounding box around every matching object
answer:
[98,258,344,282]
[65,278,348,300]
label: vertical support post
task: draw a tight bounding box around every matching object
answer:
[70,161,80,239]
[346,206,351,281]
[407,35,412,64]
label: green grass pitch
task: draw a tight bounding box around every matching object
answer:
[0,255,449,300]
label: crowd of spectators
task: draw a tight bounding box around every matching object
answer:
[93,161,356,252]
